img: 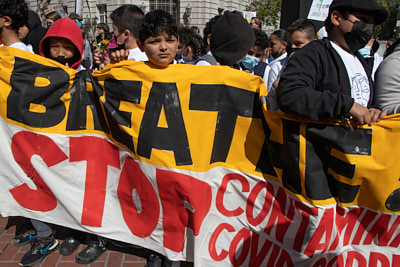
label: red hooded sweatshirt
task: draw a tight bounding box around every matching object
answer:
[39,18,84,70]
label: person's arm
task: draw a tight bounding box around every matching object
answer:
[277,45,354,121]
[374,51,400,115]
[266,64,279,92]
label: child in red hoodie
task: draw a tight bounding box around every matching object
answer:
[39,17,84,70]
[14,18,85,267]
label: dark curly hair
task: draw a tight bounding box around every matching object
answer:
[110,4,144,39]
[253,28,269,50]
[185,34,205,60]
[0,0,28,31]
[138,10,178,44]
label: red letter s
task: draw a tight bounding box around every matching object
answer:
[10,131,68,211]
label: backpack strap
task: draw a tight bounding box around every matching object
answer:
[195,54,218,65]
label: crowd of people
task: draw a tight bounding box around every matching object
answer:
[0,0,399,266]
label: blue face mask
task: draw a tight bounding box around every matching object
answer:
[182,56,189,62]
[76,21,82,27]
[358,46,372,58]
[241,55,260,70]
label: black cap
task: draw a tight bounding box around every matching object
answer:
[329,0,388,25]
[210,11,256,66]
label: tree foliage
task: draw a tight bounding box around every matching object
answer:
[246,0,282,28]
[374,0,399,39]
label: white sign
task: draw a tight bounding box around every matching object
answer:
[307,0,333,21]
[243,11,257,23]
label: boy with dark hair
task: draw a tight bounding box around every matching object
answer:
[137,9,178,68]
[110,4,147,61]
[0,0,29,50]
[286,18,317,55]
[136,10,181,265]
[94,4,147,68]
[277,0,388,126]
[270,19,317,93]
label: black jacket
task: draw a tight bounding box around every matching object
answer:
[277,38,374,121]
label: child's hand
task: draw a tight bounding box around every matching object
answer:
[93,50,110,69]
[110,49,129,64]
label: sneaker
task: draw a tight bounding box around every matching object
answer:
[75,239,106,264]
[19,237,59,266]
[145,254,180,267]
[145,254,163,267]
[12,230,37,246]
[59,237,80,256]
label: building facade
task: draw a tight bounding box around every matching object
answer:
[26,0,252,38]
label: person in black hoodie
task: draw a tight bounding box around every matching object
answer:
[277,0,388,127]
[19,10,48,54]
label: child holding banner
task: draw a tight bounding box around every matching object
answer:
[137,9,179,67]
[277,0,388,126]
[136,10,182,266]
[93,4,147,69]
[14,17,85,267]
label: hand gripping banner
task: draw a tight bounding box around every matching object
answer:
[1,47,400,266]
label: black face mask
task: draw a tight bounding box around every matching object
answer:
[50,56,76,67]
[286,44,300,55]
[343,20,374,52]
[109,42,125,52]
[271,50,284,59]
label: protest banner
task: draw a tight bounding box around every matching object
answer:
[1,47,400,266]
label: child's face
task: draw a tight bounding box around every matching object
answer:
[141,32,178,67]
[247,45,264,60]
[18,25,29,40]
[287,30,312,50]
[49,38,77,60]
[269,34,286,59]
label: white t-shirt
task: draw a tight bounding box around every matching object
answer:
[128,47,148,61]
[9,42,32,52]
[331,41,370,107]
[266,52,288,111]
